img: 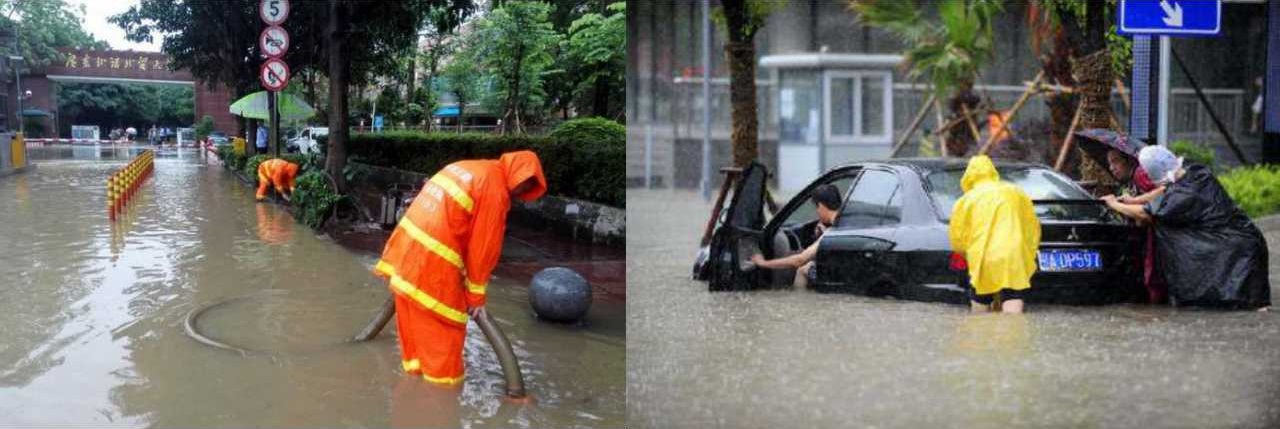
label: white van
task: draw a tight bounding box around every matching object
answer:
[288,127,329,155]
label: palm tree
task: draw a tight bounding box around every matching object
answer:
[715,0,786,167]
[1033,0,1120,190]
[850,0,1003,157]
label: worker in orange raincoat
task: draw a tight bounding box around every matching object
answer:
[256,158,299,202]
[374,150,546,385]
[949,155,1041,313]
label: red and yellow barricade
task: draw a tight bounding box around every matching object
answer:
[107,150,154,219]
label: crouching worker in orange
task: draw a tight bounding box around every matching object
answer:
[949,155,1041,314]
[256,158,299,202]
[374,151,546,386]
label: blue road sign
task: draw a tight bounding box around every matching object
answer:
[1119,0,1221,36]
[373,115,384,132]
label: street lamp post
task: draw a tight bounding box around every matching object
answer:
[9,55,23,134]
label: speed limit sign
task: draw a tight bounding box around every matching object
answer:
[260,0,289,26]
[260,58,290,92]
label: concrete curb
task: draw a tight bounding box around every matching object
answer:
[1256,213,1280,233]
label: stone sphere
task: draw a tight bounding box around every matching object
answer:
[529,267,592,322]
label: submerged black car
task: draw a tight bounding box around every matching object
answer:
[697,158,1144,305]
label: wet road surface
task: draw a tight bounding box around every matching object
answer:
[627,189,1280,428]
[0,145,623,427]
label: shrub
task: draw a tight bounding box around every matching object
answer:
[345,119,625,207]
[1170,140,1217,171]
[291,170,344,228]
[243,154,270,184]
[217,146,248,172]
[1219,164,1280,218]
[549,117,625,207]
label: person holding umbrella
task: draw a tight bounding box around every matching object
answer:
[1076,129,1167,304]
[1100,146,1271,310]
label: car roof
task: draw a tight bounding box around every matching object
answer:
[833,157,1047,175]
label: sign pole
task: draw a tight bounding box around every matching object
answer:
[1157,35,1171,146]
[268,90,278,156]
[1264,0,1280,163]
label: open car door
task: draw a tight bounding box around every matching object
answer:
[705,162,769,291]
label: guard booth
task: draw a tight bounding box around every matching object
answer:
[760,53,902,192]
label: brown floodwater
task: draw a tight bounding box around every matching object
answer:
[627,189,1280,429]
[0,145,623,427]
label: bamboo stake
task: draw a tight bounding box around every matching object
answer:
[960,104,983,143]
[980,71,1045,155]
[891,94,938,157]
[1054,103,1086,172]
[1114,78,1131,115]
[934,98,949,157]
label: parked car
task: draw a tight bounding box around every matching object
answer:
[695,158,1144,305]
[207,131,229,147]
[287,126,328,155]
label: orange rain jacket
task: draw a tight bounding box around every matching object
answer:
[256,159,299,201]
[374,151,546,384]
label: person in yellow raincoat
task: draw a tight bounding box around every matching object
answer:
[949,155,1041,313]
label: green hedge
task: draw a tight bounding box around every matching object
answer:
[1170,140,1217,171]
[291,170,344,228]
[347,118,624,207]
[1219,164,1280,218]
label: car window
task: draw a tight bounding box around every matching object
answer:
[926,167,1103,221]
[780,174,858,227]
[836,169,901,229]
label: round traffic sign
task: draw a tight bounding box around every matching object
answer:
[259,25,290,58]
[259,0,290,26]
[260,58,290,91]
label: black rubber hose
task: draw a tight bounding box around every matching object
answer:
[475,310,527,398]
[352,295,527,398]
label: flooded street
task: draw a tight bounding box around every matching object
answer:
[627,189,1280,428]
[0,145,623,427]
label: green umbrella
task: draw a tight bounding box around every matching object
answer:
[229,91,316,121]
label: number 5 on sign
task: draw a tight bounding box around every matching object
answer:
[260,0,290,26]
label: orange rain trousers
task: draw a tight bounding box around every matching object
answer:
[256,159,299,201]
[374,151,546,384]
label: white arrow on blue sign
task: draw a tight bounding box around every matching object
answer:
[1118,0,1221,36]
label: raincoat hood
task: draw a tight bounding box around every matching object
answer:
[499,151,547,202]
[1138,145,1183,185]
[960,155,1000,193]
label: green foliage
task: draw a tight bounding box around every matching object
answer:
[291,170,344,229]
[1170,140,1217,171]
[465,0,562,131]
[217,146,248,172]
[548,118,625,207]
[442,48,482,118]
[195,115,216,141]
[1219,165,1280,218]
[851,0,1003,99]
[1040,0,1131,76]
[563,2,625,119]
[0,0,106,70]
[346,124,624,207]
[58,83,194,133]
[243,155,270,184]
[711,0,787,41]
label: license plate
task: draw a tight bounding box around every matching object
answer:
[1038,249,1102,272]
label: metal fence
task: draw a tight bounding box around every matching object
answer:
[629,79,1248,188]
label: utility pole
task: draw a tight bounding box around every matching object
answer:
[699,0,711,200]
[13,23,22,134]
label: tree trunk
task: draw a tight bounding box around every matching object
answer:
[725,41,758,167]
[944,83,980,157]
[1058,3,1114,190]
[325,0,350,192]
[406,54,417,106]
[592,78,608,117]
[1043,30,1079,172]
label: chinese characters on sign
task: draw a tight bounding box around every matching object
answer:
[63,53,171,72]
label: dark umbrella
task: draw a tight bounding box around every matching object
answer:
[1072,128,1146,179]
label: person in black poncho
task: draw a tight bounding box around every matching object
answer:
[1099,145,1271,311]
